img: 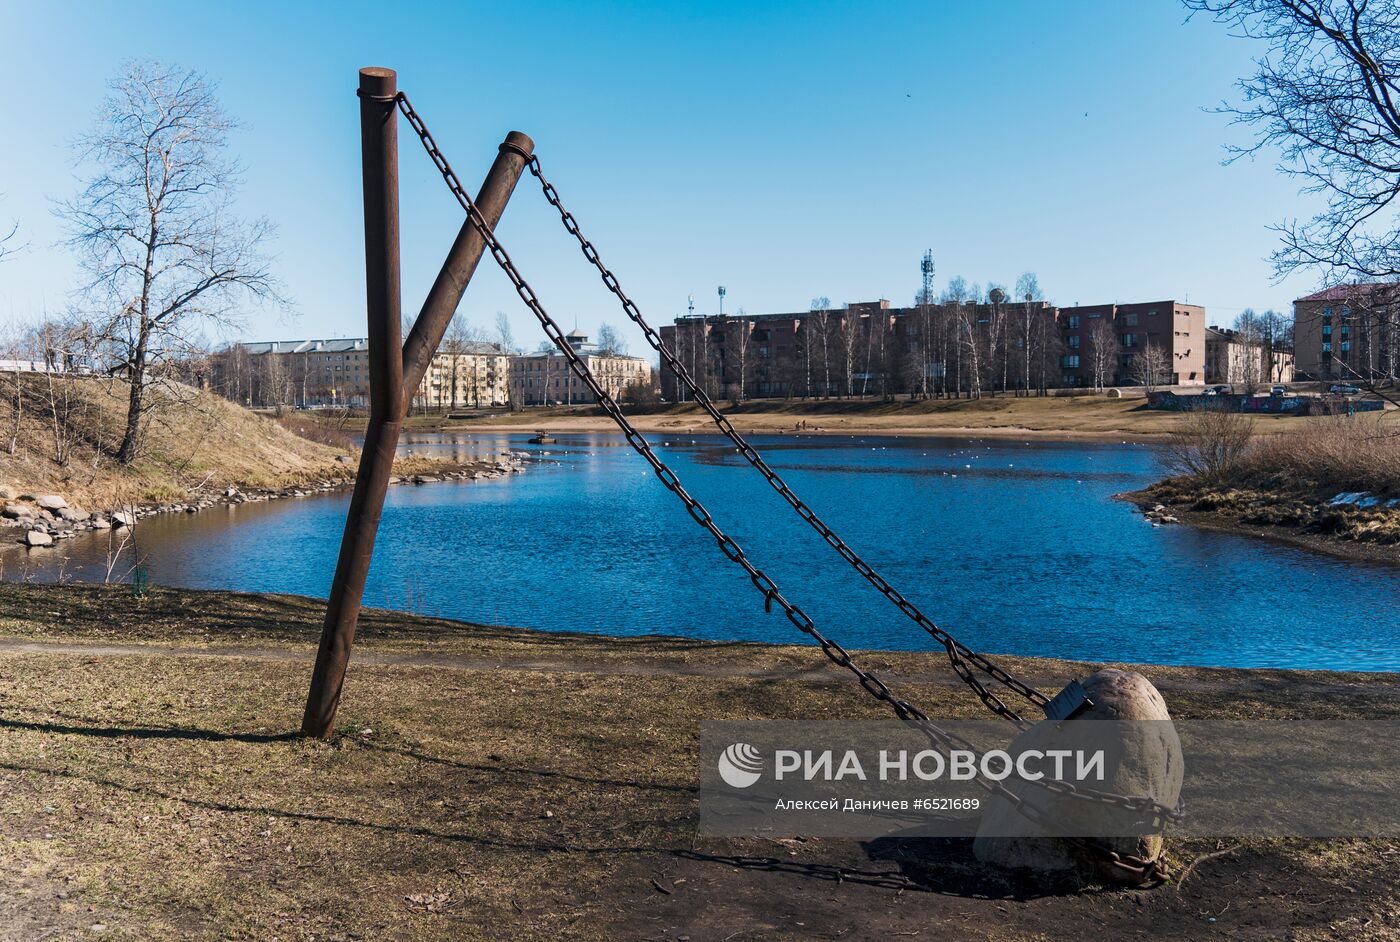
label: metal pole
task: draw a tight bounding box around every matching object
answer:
[302,67,404,738]
[302,69,533,739]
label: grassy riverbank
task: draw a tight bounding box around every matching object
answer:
[1127,415,1400,565]
[0,374,479,516]
[391,393,1388,442]
[1,584,1396,940]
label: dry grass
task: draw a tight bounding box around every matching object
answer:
[0,585,1398,939]
[1241,415,1400,495]
[0,373,353,508]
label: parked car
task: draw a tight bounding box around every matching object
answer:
[1205,384,1233,396]
[1328,383,1363,396]
[1270,384,1288,397]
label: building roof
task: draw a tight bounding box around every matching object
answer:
[241,338,507,356]
[1295,282,1400,303]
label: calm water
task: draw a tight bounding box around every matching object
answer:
[9,432,1399,670]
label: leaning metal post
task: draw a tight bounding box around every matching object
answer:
[301,68,533,738]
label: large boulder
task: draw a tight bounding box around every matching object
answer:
[972,669,1183,884]
[24,530,53,547]
[36,495,67,510]
[2,503,33,519]
[111,511,136,528]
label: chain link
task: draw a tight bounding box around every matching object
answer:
[529,155,1049,728]
[391,92,1178,878]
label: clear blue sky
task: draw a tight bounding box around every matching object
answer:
[1,0,1322,359]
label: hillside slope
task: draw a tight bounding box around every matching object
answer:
[0,373,352,508]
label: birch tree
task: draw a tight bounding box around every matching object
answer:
[60,62,279,463]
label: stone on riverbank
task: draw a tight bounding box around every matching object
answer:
[972,668,1183,884]
[24,530,53,547]
[36,495,68,510]
[111,512,136,528]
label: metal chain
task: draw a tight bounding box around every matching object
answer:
[391,92,1177,878]
[526,156,1047,729]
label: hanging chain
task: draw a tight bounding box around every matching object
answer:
[391,92,1179,877]
[526,156,1048,728]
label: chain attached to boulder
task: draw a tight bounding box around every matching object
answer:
[391,91,1178,879]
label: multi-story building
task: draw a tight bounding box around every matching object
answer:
[509,329,652,406]
[659,298,1205,401]
[1205,326,1295,387]
[219,337,511,409]
[1294,284,1400,383]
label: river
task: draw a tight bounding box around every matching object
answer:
[8,432,1398,671]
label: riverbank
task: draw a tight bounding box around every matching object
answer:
[0,375,521,549]
[391,394,1377,442]
[1,584,1396,940]
[1122,415,1400,567]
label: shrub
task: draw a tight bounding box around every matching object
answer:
[1162,409,1255,482]
[1240,416,1400,494]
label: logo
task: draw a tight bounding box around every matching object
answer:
[717,742,763,788]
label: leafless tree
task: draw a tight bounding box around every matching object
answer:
[494,311,519,354]
[838,310,860,398]
[1128,341,1171,393]
[1187,0,1400,280]
[725,313,752,402]
[1233,310,1268,394]
[1013,273,1042,396]
[596,323,626,356]
[811,305,832,397]
[60,62,280,464]
[1088,317,1118,390]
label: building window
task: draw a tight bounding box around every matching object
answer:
[1066,335,1080,348]
[1322,342,1332,353]
[1123,313,1138,326]
[1121,333,1137,348]
[1322,307,1333,319]
[1322,325,1332,336]
[1341,341,1351,352]
[1067,316,1080,329]
[1061,354,1080,368]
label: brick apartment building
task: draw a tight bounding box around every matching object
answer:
[1293,284,1400,383]
[659,298,1206,401]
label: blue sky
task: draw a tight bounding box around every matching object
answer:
[1,0,1322,358]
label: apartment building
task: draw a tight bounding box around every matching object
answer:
[1205,326,1295,386]
[219,337,511,409]
[659,298,1204,401]
[509,329,652,406]
[1294,284,1400,383]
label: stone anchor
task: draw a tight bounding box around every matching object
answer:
[973,668,1184,884]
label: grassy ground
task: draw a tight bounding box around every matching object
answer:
[1,585,1397,940]
[0,375,485,513]
[0,375,354,508]
[391,394,1397,442]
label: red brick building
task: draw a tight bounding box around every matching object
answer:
[659,298,1205,400]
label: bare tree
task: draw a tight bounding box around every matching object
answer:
[60,62,279,463]
[1014,273,1041,396]
[1088,317,1118,390]
[596,323,626,356]
[1187,0,1400,279]
[1128,341,1171,393]
[494,311,519,354]
[1233,310,1268,394]
[724,313,752,402]
[838,310,860,398]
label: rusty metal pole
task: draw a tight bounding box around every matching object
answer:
[302,67,404,738]
[301,69,534,739]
